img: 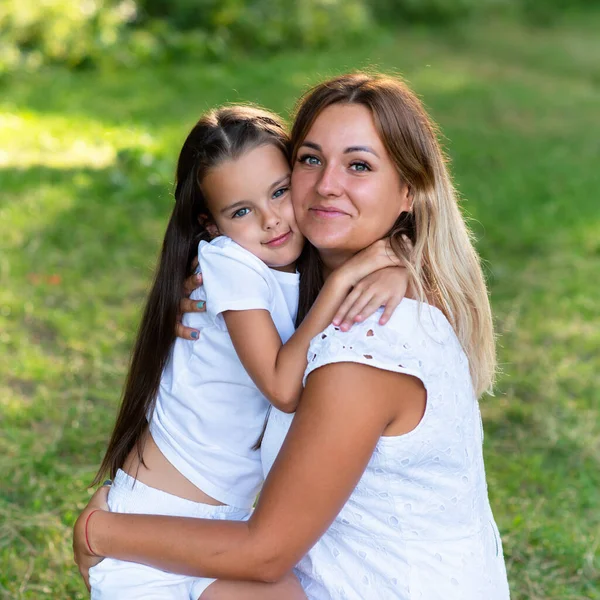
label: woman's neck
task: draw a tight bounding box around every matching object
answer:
[318,248,354,280]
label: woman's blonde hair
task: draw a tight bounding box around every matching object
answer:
[291,73,495,397]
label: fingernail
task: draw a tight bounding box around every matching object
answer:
[332,318,340,325]
[196,301,205,310]
[191,331,199,339]
[195,274,202,282]
[102,480,112,486]
[355,315,363,322]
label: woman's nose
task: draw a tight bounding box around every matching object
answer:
[316,164,343,197]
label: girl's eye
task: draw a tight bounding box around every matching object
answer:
[349,161,371,172]
[272,186,289,199]
[232,207,251,218]
[298,154,321,166]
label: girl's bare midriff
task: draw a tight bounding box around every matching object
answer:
[122,429,225,505]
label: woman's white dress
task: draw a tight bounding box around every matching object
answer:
[261,299,510,600]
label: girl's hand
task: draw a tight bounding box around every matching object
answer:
[176,257,206,341]
[336,238,403,288]
[332,266,408,331]
[332,237,411,331]
[73,485,111,591]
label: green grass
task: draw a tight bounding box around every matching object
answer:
[1,14,599,599]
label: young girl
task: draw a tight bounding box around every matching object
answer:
[88,105,408,599]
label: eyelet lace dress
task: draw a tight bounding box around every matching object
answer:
[261,299,510,600]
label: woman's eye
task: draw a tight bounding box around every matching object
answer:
[232,208,251,218]
[272,186,289,199]
[299,154,321,166]
[349,161,371,172]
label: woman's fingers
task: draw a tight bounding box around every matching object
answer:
[180,297,206,315]
[175,298,206,340]
[183,272,203,295]
[176,321,200,341]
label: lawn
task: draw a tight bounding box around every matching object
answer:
[1,13,599,599]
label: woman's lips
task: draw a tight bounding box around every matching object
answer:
[264,230,292,247]
[309,206,349,219]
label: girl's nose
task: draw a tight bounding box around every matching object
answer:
[263,208,281,230]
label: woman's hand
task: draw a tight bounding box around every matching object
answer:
[332,238,410,331]
[73,485,110,591]
[176,257,206,340]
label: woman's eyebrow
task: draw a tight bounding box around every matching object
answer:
[344,146,379,158]
[300,141,379,158]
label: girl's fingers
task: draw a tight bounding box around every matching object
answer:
[379,295,402,325]
[183,272,203,295]
[332,287,363,326]
[340,292,376,331]
[175,322,200,341]
[352,295,386,325]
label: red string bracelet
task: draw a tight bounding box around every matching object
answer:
[84,509,100,556]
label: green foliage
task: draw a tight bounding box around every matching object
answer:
[0,0,372,73]
[0,0,135,74]
[3,0,596,75]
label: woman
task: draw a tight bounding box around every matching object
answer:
[74,72,510,599]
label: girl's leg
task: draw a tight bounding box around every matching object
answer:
[199,572,306,600]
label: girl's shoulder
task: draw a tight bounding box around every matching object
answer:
[199,236,269,272]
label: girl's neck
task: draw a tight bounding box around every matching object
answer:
[271,262,297,273]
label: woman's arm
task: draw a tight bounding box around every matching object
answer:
[224,240,407,412]
[75,363,425,582]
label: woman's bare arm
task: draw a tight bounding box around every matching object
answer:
[76,363,425,582]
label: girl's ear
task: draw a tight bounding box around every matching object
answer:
[198,213,220,239]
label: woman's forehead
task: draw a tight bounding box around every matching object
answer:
[304,103,384,152]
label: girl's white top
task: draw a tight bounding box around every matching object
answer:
[150,236,299,509]
[261,299,510,599]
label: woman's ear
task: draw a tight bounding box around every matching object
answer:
[397,181,413,215]
[198,213,220,239]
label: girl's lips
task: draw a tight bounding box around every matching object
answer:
[264,230,292,247]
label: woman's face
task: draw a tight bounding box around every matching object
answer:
[291,103,411,266]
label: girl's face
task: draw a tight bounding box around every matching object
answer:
[291,103,411,268]
[201,144,304,272]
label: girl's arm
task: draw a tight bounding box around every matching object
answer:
[75,362,425,583]
[225,239,407,412]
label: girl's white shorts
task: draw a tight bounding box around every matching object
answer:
[89,469,252,599]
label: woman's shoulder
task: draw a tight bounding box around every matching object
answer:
[303,299,458,386]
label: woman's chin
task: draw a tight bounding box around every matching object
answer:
[300,222,355,251]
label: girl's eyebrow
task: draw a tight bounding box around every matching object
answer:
[220,200,250,214]
[300,141,379,158]
[269,174,291,191]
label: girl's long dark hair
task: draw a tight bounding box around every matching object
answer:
[93,105,290,485]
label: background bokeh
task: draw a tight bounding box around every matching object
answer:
[1,1,599,598]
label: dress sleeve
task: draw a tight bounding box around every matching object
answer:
[303,313,432,389]
[198,240,272,323]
